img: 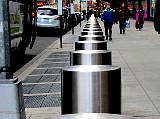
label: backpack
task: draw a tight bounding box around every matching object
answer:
[103,9,114,23]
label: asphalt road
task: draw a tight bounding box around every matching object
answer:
[13,34,59,76]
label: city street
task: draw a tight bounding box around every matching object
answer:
[16,18,160,119]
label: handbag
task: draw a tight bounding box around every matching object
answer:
[125,20,130,28]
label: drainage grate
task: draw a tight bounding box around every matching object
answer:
[38,63,67,68]
[23,85,35,94]
[63,63,70,67]
[23,76,42,83]
[48,54,70,58]
[29,84,53,94]
[52,52,70,55]
[49,83,61,93]
[38,75,59,82]
[29,69,48,75]
[55,75,61,82]
[41,94,61,107]
[29,68,61,75]
[23,75,59,83]
[45,68,61,74]
[43,58,70,63]
[24,95,46,108]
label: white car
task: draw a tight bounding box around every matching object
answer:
[36,6,69,30]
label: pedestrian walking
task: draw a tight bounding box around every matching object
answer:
[118,2,130,34]
[132,6,136,19]
[101,3,115,41]
[135,5,147,31]
[113,7,119,24]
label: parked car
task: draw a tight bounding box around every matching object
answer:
[36,5,70,31]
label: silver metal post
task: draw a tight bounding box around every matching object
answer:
[62,65,121,114]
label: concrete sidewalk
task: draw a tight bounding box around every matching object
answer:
[17,18,160,119]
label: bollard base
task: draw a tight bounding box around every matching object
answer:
[0,78,26,119]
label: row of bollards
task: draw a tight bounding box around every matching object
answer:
[61,15,121,115]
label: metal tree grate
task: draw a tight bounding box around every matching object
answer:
[41,94,61,107]
[29,68,61,75]
[24,95,46,108]
[49,83,61,93]
[23,85,35,94]
[23,75,59,83]
[43,58,70,63]
[23,76,42,83]
[37,63,67,68]
[29,83,53,94]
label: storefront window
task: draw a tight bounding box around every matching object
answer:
[150,0,156,17]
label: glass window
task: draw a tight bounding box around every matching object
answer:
[150,0,156,17]
[37,8,58,15]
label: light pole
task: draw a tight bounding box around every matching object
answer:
[58,0,63,48]
[70,2,75,34]
[0,0,26,118]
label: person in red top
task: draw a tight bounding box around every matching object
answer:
[118,2,130,34]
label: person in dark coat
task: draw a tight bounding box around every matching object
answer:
[118,2,130,34]
[101,3,115,40]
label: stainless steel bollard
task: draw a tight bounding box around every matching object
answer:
[86,23,99,25]
[81,31,103,35]
[70,50,111,65]
[62,65,121,114]
[84,26,101,28]
[56,113,134,119]
[79,35,105,41]
[83,28,102,31]
[84,25,100,28]
[75,41,107,50]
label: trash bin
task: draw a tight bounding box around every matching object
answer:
[61,65,121,114]
[75,41,107,50]
[70,50,111,65]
